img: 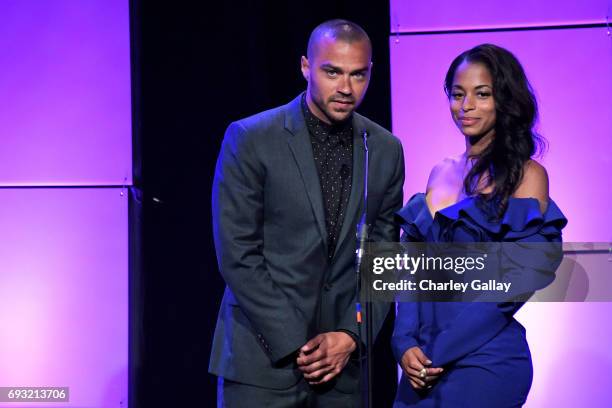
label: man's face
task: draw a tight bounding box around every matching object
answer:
[301,38,372,124]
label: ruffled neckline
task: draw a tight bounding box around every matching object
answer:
[397,192,567,241]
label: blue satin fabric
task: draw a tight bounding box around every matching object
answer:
[392,193,567,408]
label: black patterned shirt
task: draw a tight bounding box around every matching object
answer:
[301,94,353,258]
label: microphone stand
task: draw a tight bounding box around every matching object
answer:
[355,129,372,408]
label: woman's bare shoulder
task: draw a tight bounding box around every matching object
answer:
[513,159,550,212]
[426,155,463,192]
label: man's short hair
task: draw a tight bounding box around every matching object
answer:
[307,19,371,60]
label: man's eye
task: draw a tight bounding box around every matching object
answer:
[326,70,338,77]
[352,72,365,79]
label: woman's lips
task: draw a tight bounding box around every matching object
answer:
[459,117,479,126]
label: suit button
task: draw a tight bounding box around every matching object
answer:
[324,283,333,291]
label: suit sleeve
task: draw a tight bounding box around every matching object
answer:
[212,122,308,364]
[426,235,563,367]
[390,226,423,363]
[335,137,405,343]
[391,302,420,363]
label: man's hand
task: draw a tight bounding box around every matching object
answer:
[296,331,357,385]
[400,346,444,390]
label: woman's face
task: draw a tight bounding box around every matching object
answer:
[449,61,496,139]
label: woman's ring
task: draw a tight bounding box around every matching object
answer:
[419,368,427,379]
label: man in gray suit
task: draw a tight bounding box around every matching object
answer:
[210,19,404,407]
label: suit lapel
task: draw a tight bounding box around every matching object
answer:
[333,114,366,259]
[284,94,328,253]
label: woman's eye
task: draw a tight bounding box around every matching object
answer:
[451,93,464,99]
[477,92,491,98]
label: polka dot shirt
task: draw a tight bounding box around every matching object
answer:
[301,94,353,258]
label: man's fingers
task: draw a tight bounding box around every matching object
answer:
[298,359,329,374]
[308,368,339,385]
[299,332,352,384]
[297,348,325,366]
[303,365,333,380]
[300,335,323,354]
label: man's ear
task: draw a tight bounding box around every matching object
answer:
[300,56,310,81]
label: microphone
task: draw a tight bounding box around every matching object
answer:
[355,126,372,408]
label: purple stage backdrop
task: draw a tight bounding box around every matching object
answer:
[0,1,131,407]
[390,0,610,32]
[390,1,612,407]
[1,0,610,407]
[0,1,132,186]
[390,27,612,242]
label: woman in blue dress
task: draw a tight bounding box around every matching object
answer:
[392,44,567,407]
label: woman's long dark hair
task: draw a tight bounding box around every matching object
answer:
[444,44,545,216]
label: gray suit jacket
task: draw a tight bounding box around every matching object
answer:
[209,93,404,392]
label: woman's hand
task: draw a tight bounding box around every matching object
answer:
[400,346,444,390]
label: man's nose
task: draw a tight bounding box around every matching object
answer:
[337,74,353,95]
